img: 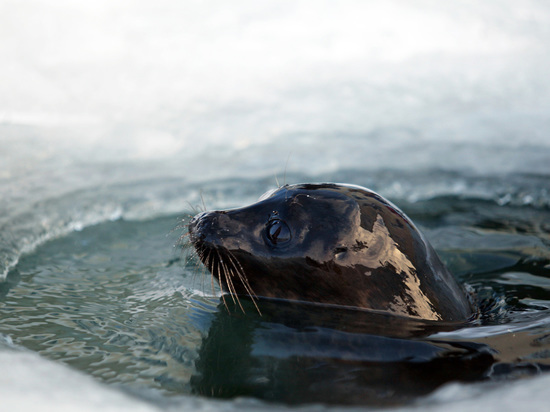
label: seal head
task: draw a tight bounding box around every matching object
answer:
[188,183,472,321]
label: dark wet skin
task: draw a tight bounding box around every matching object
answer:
[188,183,473,322]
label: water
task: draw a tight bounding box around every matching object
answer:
[2,0,550,410]
[2,173,550,409]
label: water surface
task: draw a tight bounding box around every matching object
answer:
[1,171,550,407]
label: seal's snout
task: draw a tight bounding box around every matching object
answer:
[188,211,209,243]
[188,210,229,245]
[189,211,206,227]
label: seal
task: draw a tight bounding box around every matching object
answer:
[187,183,473,321]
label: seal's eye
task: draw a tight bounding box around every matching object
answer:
[266,219,291,245]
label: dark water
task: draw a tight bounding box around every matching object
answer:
[1,174,550,407]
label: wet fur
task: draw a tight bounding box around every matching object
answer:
[185,183,473,321]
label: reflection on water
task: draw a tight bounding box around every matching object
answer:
[1,180,550,406]
[191,299,495,406]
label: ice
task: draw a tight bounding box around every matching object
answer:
[0,339,159,412]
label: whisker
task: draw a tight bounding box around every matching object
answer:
[209,251,216,298]
[226,251,256,297]
[217,250,237,305]
[191,250,203,292]
[193,246,207,295]
[175,223,193,248]
[172,213,194,233]
[198,247,212,298]
[226,251,261,315]
[225,268,240,309]
[171,226,206,294]
[178,241,194,253]
[188,246,202,292]
[185,200,203,215]
[188,238,261,314]
[226,264,247,313]
[178,232,191,241]
[283,152,292,186]
[219,251,247,313]
[200,190,207,213]
[214,255,228,310]
[196,246,214,297]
